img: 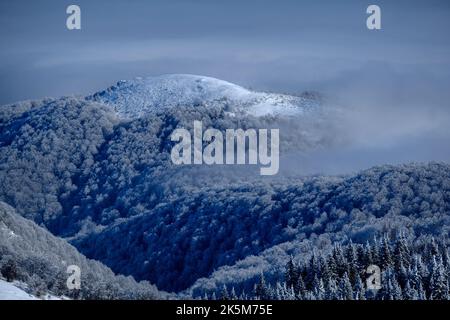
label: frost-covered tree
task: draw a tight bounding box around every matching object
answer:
[0,258,18,282]
[338,273,353,300]
[429,256,448,300]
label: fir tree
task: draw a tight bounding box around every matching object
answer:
[371,236,381,267]
[380,268,403,300]
[345,241,360,283]
[326,254,338,280]
[332,243,348,277]
[429,256,448,300]
[1,259,18,282]
[404,280,419,300]
[285,257,298,289]
[319,255,332,284]
[427,237,440,260]
[394,232,411,269]
[295,274,306,300]
[325,279,339,300]
[354,274,366,300]
[305,252,321,289]
[381,235,394,268]
[255,273,270,300]
[230,287,238,300]
[220,285,229,300]
[312,275,325,300]
[358,243,371,269]
[417,282,427,300]
[338,272,353,300]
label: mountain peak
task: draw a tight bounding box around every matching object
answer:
[89,74,319,119]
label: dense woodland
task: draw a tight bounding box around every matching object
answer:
[0,202,163,299]
[1,94,449,298]
[200,234,449,300]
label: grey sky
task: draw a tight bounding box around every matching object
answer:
[0,0,449,103]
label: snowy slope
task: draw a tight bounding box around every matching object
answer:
[0,279,37,300]
[0,202,163,299]
[0,279,66,300]
[89,74,320,119]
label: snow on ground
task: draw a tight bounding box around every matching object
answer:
[0,279,38,300]
[0,279,64,300]
[89,74,320,119]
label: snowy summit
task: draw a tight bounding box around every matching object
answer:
[89,74,320,119]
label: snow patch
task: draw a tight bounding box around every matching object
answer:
[0,279,38,300]
[0,279,65,300]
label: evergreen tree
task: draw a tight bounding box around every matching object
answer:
[429,256,448,300]
[312,275,325,300]
[404,280,419,300]
[275,282,285,300]
[345,241,360,284]
[391,277,403,300]
[29,274,47,298]
[427,237,440,261]
[319,255,332,285]
[358,243,371,268]
[239,291,247,300]
[380,268,403,300]
[394,232,411,269]
[230,287,238,300]
[325,279,339,300]
[276,282,295,300]
[220,284,229,300]
[1,259,18,282]
[397,262,409,288]
[439,240,450,271]
[295,274,306,300]
[305,252,321,288]
[332,243,348,277]
[354,274,366,300]
[412,255,428,288]
[50,269,68,296]
[371,236,381,266]
[381,234,393,268]
[285,257,298,289]
[255,273,270,300]
[417,282,427,300]
[326,254,338,280]
[338,272,353,300]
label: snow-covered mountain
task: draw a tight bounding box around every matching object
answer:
[88,74,320,119]
[1,75,449,297]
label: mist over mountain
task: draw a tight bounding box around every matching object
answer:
[1,74,449,295]
[0,75,336,230]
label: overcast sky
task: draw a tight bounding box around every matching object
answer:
[0,0,449,103]
[1,0,449,172]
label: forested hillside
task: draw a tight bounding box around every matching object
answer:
[0,202,163,299]
[77,162,450,292]
[0,76,448,297]
[197,235,450,300]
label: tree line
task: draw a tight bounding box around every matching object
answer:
[202,234,449,300]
